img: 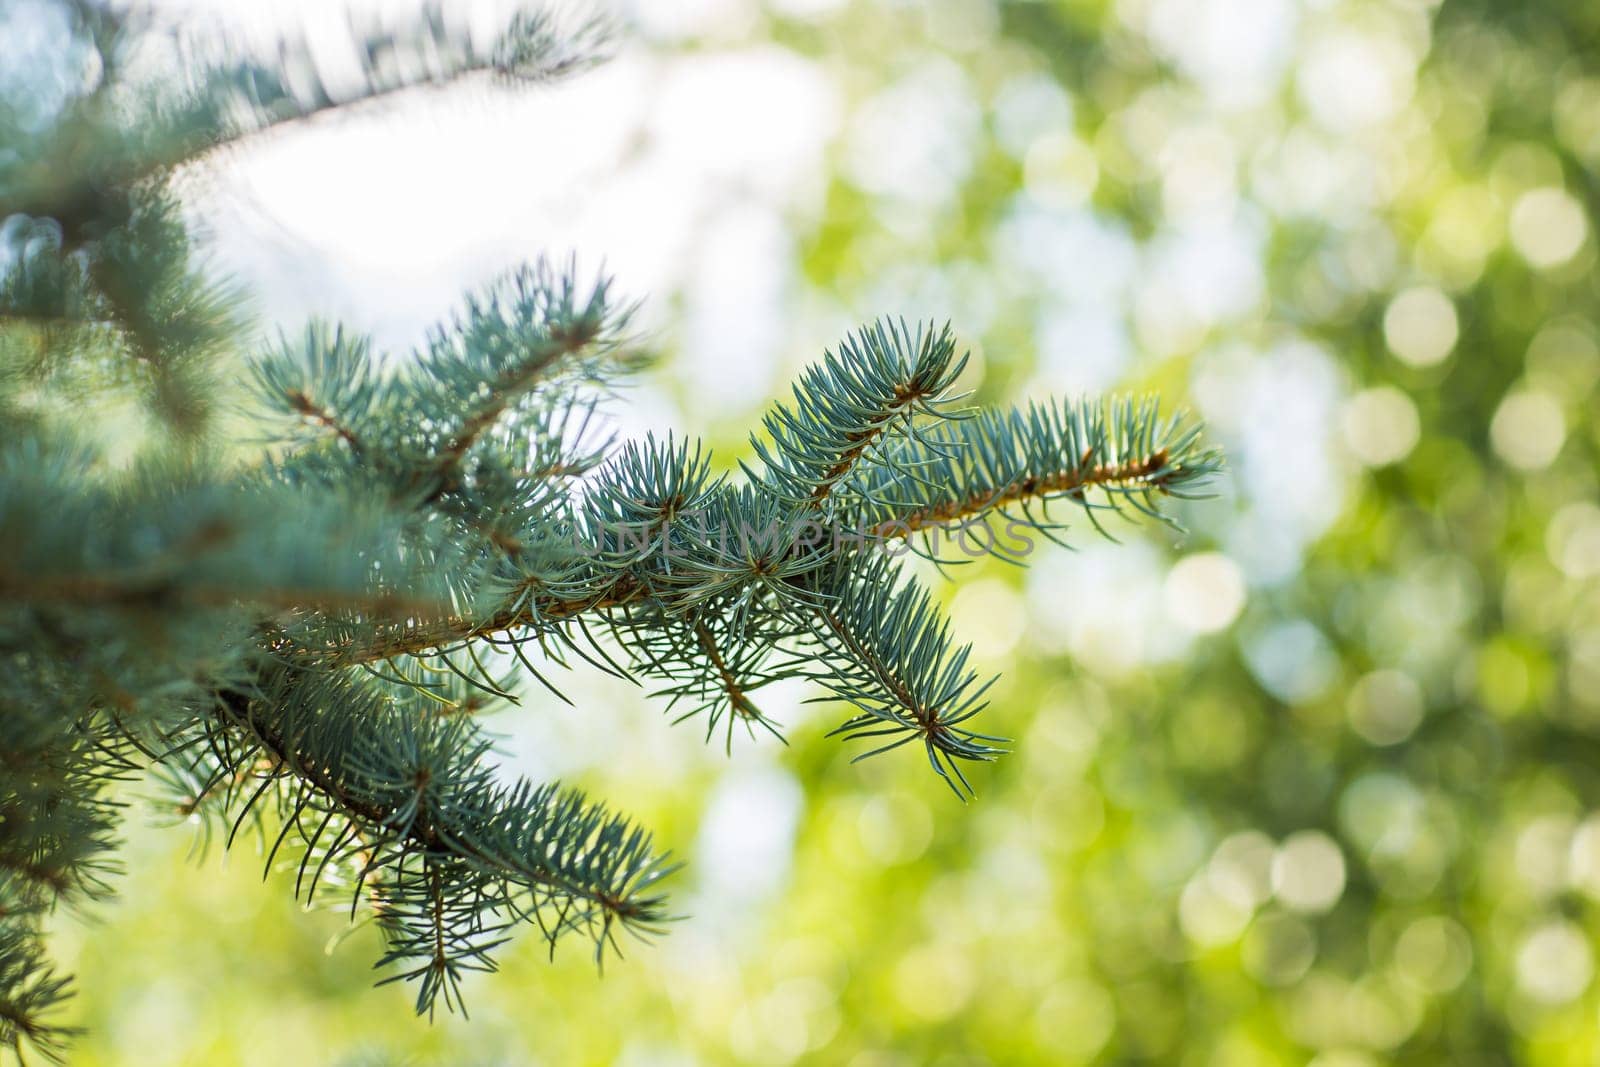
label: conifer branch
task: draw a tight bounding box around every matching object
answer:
[746,319,969,508]
[691,619,765,725]
[254,323,378,454]
[0,931,77,1065]
[847,396,1221,553]
[419,263,626,476]
[797,556,1003,797]
[204,668,674,1010]
[0,3,1225,1044]
[0,571,432,617]
[286,392,364,454]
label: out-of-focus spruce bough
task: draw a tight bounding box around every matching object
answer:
[0,1,1221,1058]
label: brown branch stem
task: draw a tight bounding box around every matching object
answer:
[868,447,1172,538]
[691,619,760,720]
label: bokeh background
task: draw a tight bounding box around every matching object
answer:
[13,0,1600,1062]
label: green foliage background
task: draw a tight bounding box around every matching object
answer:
[32,0,1600,1063]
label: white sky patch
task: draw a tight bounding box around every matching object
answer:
[681,200,793,416]
[854,259,1002,340]
[995,202,1139,308]
[690,764,804,920]
[159,0,839,371]
[767,0,848,16]
[626,0,759,41]
[1034,305,1132,396]
[1192,338,1348,586]
[1252,127,1385,223]
[1159,123,1239,227]
[991,72,1076,160]
[1190,340,1350,585]
[1296,25,1418,133]
[843,56,982,207]
[1141,0,1298,111]
[1025,541,1189,675]
[1134,216,1266,354]
[198,42,837,347]
[649,46,841,214]
[0,0,86,129]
